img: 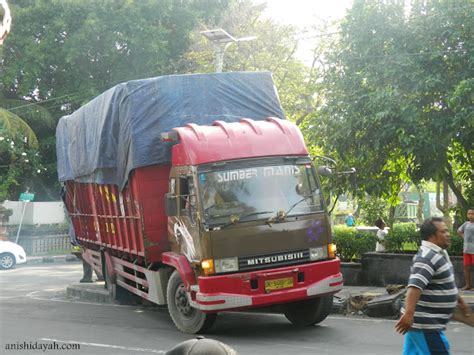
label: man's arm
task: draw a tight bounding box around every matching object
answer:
[457,222,465,237]
[395,287,421,335]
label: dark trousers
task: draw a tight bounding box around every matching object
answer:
[82,259,93,281]
[76,253,101,281]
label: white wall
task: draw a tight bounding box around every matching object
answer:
[2,201,66,225]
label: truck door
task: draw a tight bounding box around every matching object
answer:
[173,175,200,262]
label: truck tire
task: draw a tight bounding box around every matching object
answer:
[283,295,333,326]
[167,270,216,334]
[0,253,16,270]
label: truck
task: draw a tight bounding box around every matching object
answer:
[57,72,343,333]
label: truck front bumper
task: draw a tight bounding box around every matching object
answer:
[190,258,342,312]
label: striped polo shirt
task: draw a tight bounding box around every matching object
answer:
[402,241,458,330]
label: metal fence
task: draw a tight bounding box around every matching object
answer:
[17,234,70,255]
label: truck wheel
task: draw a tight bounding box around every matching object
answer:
[283,295,333,326]
[167,270,216,334]
[0,253,16,270]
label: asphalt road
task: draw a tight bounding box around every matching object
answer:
[0,263,472,354]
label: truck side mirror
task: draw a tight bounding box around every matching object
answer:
[317,166,333,177]
[164,193,178,217]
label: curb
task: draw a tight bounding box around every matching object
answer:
[26,255,80,265]
[66,283,111,304]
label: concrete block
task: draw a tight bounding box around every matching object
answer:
[364,289,406,318]
[66,284,111,304]
[331,295,348,314]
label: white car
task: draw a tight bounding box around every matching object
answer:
[0,241,27,269]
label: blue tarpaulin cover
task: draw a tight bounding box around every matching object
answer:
[56,71,285,188]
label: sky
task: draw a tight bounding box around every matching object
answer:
[261,0,354,64]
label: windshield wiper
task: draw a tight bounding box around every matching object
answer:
[284,189,318,217]
[238,210,274,222]
[212,210,274,229]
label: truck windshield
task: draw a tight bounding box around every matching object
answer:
[198,163,324,226]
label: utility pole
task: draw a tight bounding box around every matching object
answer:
[200,29,256,73]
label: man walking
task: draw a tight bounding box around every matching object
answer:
[457,208,474,290]
[395,217,471,354]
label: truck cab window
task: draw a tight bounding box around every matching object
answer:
[179,176,189,212]
[179,176,196,224]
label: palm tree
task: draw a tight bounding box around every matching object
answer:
[0,107,38,147]
[0,98,56,143]
[0,99,55,200]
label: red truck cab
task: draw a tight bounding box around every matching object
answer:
[159,117,342,332]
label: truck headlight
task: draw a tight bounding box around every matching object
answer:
[328,243,337,259]
[214,257,238,273]
[201,259,215,276]
[309,247,328,261]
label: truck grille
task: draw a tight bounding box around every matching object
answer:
[238,249,310,272]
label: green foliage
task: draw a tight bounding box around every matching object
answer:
[302,0,474,210]
[0,133,43,201]
[448,233,463,257]
[385,223,419,253]
[0,108,38,147]
[2,1,229,104]
[358,195,389,225]
[334,222,463,260]
[333,225,377,261]
[1,0,230,200]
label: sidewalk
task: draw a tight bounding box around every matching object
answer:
[25,254,79,264]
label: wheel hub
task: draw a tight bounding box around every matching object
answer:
[175,284,192,316]
[1,255,13,268]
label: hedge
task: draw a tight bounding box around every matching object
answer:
[384,223,418,252]
[333,223,463,261]
[333,226,376,261]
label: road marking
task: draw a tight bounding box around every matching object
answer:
[40,338,165,354]
[26,290,40,296]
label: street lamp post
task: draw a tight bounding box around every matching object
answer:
[200,29,256,73]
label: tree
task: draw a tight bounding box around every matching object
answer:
[0,128,42,201]
[0,106,38,147]
[303,0,474,212]
[0,98,57,199]
[1,0,230,199]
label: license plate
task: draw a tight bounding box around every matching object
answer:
[264,277,294,292]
